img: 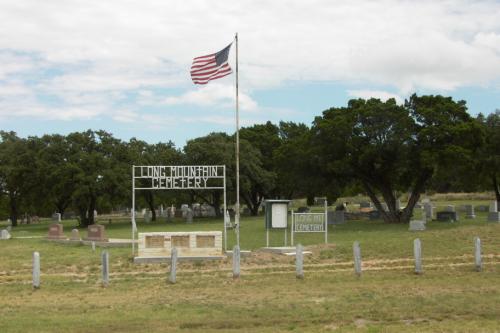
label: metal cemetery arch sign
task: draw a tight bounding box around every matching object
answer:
[131,165,227,254]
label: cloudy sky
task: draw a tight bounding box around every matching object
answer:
[1,0,499,146]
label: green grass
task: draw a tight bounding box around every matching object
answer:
[1,200,500,332]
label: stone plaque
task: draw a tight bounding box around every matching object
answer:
[171,235,190,248]
[85,224,108,241]
[196,235,215,248]
[146,235,165,248]
[136,231,223,259]
[47,223,66,239]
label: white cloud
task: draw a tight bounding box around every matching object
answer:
[0,0,499,123]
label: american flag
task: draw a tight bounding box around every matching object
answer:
[191,43,233,84]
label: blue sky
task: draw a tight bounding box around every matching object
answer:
[1,1,499,148]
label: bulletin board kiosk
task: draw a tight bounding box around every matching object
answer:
[264,199,291,247]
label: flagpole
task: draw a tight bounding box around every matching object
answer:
[235,32,240,248]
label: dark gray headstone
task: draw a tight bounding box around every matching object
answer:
[297,206,310,213]
[436,211,458,222]
[327,210,345,224]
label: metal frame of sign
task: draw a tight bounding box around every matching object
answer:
[291,200,328,245]
[131,165,227,254]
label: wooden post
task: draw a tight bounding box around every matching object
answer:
[102,251,109,287]
[169,247,178,284]
[295,244,304,279]
[353,241,362,277]
[32,251,40,289]
[232,245,240,279]
[414,238,423,274]
[474,237,482,272]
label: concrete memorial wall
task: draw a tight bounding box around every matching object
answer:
[136,231,223,259]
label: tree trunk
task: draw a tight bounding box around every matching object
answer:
[493,174,500,208]
[144,192,156,221]
[362,182,400,223]
[9,192,18,227]
[87,195,96,226]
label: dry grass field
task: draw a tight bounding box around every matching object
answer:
[1,199,500,332]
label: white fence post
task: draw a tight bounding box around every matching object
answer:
[233,245,240,279]
[102,251,109,287]
[474,237,482,272]
[296,244,304,279]
[169,247,178,284]
[353,241,362,277]
[414,238,423,274]
[32,251,40,289]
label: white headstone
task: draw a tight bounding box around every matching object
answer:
[423,202,433,220]
[409,220,426,231]
[489,201,498,213]
[1,229,11,240]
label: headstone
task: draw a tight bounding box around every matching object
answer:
[487,211,500,222]
[295,244,304,279]
[6,225,12,232]
[487,201,499,221]
[169,247,177,284]
[381,203,389,212]
[436,211,458,222]
[1,229,11,240]
[141,208,146,217]
[327,210,345,224]
[359,201,372,209]
[70,229,80,241]
[102,251,109,286]
[144,210,151,223]
[409,220,426,231]
[475,205,488,212]
[225,210,232,228]
[444,205,455,212]
[395,199,401,211]
[160,205,164,217]
[423,202,433,220]
[369,210,381,220]
[474,237,482,272]
[465,205,476,219]
[186,208,193,223]
[94,210,98,219]
[85,225,108,242]
[47,223,66,239]
[414,238,423,274]
[232,245,240,279]
[33,251,40,289]
[297,206,309,213]
[353,241,362,277]
[52,213,61,222]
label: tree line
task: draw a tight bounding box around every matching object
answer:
[1,94,499,226]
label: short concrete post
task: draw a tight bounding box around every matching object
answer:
[169,247,178,284]
[101,251,109,287]
[353,241,362,277]
[32,251,40,289]
[232,245,240,279]
[92,241,96,252]
[295,244,304,279]
[414,238,423,274]
[474,237,482,272]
